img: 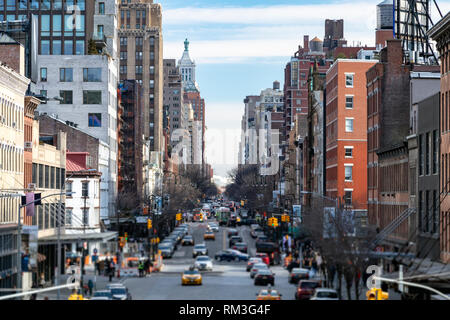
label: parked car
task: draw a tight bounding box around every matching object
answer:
[246,257,263,272]
[194,256,213,271]
[193,244,208,258]
[288,268,310,284]
[250,263,269,278]
[232,242,248,253]
[310,288,339,300]
[229,235,243,247]
[295,280,322,300]
[254,269,275,286]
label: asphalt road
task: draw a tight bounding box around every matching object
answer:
[121,220,297,300]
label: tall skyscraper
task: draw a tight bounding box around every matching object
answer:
[118,0,163,158]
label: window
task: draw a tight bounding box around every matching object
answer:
[77,0,85,11]
[41,15,50,36]
[82,208,89,225]
[150,52,155,60]
[65,208,72,225]
[149,80,154,88]
[136,37,143,46]
[120,66,127,74]
[82,182,89,197]
[38,164,44,188]
[76,14,85,37]
[19,0,28,10]
[345,147,353,158]
[419,134,424,176]
[40,68,47,82]
[51,167,55,189]
[97,25,104,38]
[88,113,102,127]
[433,130,438,174]
[83,68,102,82]
[53,15,62,36]
[83,91,102,104]
[135,66,143,74]
[66,181,73,195]
[64,40,73,55]
[99,2,105,14]
[345,118,354,132]
[53,40,61,54]
[75,40,84,55]
[345,96,354,109]
[41,40,50,55]
[42,0,50,10]
[44,165,49,188]
[345,74,354,87]
[149,37,155,46]
[59,91,73,104]
[120,37,127,46]
[426,132,430,175]
[53,0,62,10]
[150,66,154,74]
[59,68,73,82]
[120,51,127,60]
[136,51,143,60]
[344,191,352,205]
[345,165,353,181]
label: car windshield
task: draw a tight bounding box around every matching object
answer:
[301,282,319,289]
[184,270,200,275]
[94,291,110,297]
[111,288,127,295]
[317,291,338,298]
[257,270,272,275]
[197,256,210,261]
[258,290,269,296]
[250,258,262,263]
[292,268,308,274]
[194,245,206,249]
[253,263,268,269]
[184,236,192,239]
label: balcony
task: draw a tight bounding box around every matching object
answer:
[92,34,107,52]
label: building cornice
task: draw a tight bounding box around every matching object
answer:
[0,65,30,96]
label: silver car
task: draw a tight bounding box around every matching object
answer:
[250,263,269,278]
[193,244,208,258]
[310,288,339,300]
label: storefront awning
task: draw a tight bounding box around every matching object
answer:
[38,231,118,244]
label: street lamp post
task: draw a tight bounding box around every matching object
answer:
[15,191,74,299]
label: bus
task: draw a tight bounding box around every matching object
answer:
[216,207,231,226]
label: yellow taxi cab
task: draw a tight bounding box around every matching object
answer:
[203,230,215,240]
[256,288,282,300]
[68,293,88,300]
[181,269,202,285]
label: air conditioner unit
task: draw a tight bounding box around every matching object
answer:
[24,141,32,149]
[28,183,36,190]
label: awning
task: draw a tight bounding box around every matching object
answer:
[38,231,118,244]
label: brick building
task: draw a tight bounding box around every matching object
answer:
[325,59,377,213]
[429,12,450,263]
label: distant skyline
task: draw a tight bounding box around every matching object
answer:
[160,0,450,186]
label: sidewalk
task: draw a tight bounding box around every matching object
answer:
[35,265,135,300]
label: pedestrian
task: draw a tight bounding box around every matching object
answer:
[88,279,94,296]
[39,273,45,288]
[138,261,144,277]
[44,296,49,300]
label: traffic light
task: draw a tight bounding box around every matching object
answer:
[124,232,128,242]
[366,288,389,300]
[267,217,278,227]
[176,213,182,221]
[118,237,125,247]
[147,219,152,229]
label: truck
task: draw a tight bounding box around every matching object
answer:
[216,207,231,226]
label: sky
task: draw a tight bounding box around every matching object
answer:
[159,0,450,187]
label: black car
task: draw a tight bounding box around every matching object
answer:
[227,229,239,238]
[229,235,243,247]
[231,242,248,253]
[254,269,275,286]
[214,249,249,262]
[288,268,310,284]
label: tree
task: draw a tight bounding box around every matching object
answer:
[88,39,98,55]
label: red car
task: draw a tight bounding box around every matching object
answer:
[255,253,270,265]
[295,280,321,300]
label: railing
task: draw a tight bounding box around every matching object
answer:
[370,207,416,248]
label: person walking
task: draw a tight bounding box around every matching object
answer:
[138,261,144,277]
